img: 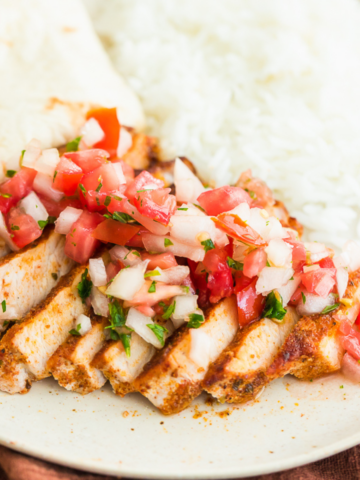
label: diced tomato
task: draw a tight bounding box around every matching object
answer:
[80,164,123,194]
[341,336,360,361]
[0,167,37,213]
[235,277,265,327]
[80,190,109,213]
[65,210,103,264]
[6,207,42,249]
[188,259,210,309]
[86,107,121,156]
[197,186,251,216]
[126,228,148,248]
[38,195,82,218]
[52,157,83,196]
[284,238,306,273]
[106,261,121,281]
[355,310,360,327]
[203,247,233,303]
[92,219,141,246]
[142,252,178,270]
[212,214,265,247]
[301,268,336,298]
[64,149,109,174]
[289,283,308,306]
[234,272,254,292]
[105,191,128,215]
[243,248,267,278]
[133,188,176,225]
[112,159,134,183]
[153,299,172,316]
[317,256,335,269]
[125,171,164,202]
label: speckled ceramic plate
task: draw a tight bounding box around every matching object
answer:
[0,372,359,478]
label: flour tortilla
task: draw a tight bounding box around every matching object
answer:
[0,0,144,170]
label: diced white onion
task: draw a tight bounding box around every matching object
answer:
[0,212,19,251]
[303,264,320,273]
[304,242,333,264]
[175,203,206,217]
[256,267,294,295]
[125,307,163,349]
[174,158,205,203]
[189,329,214,370]
[336,267,349,299]
[113,163,126,185]
[152,266,190,285]
[170,215,218,247]
[172,294,199,320]
[142,233,205,262]
[81,118,104,147]
[296,293,334,316]
[172,316,186,329]
[333,252,350,269]
[265,239,293,268]
[19,192,48,223]
[117,127,133,157]
[125,282,186,307]
[75,314,92,336]
[33,172,63,201]
[343,240,360,272]
[89,258,108,287]
[109,245,142,267]
[276,276,301,306]
[122,203,169,236]
[105,261,148,301]
[90,287,109,317]
[22,138,42,168]
[34,148,59,176]
[55,207,83,235]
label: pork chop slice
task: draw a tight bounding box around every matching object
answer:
[0,265,88,394]
[47,314,108,395]
[203,307,298,404]
[91,333,155,396]
[0,227,73,331]
[134,296,239,415]
[266,270,360,382]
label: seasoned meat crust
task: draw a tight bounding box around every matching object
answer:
[266,270,360,382]
[0,265,88,394]
[134,296,239,415]
[47,314,108,395]
[203,307,298,404]
[123,132,160,170]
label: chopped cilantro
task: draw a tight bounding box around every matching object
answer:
[20,150,25,167]
[109,329,120,341]
[51,273,58,281]
[187,313,205,329]
[0,193,12,198]
[226,257,243,271]
[144,270,161,278]
[266,260,271,267]
[136,189,152,193]
[340,385,344,389]
[53,170,58,182]
[79,183,86,195]
[77,269,92,303]
[147,324,168,347]
[1,300,6,313]
[177,207,188,211]
[66,136,81,152]
[69,323,81,336]
[3,321,9,327]
[148,281,156,293]
[162,301,176,320]
[104,196,111,207]
[164,238,173,248]
[158,301,167,309]
[10,224,19,231]
[301,292,306,304]
[262,291,287,322]
[95,180,103,193]
[48,216,56,224]
[6,170,16,178]
[119,333,132,357]
[38,219,48,230]
[182,286,190,293]
[105,300,126,330]
[321,303,340,315]
[132,250,141,257]
[95,197,100,206]
[112,211,138,224]
[201,239,215,253]
[193,203,205,212]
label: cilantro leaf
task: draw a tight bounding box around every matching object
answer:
[6,170,16,178]
[162,301,176,320]
[187,313,205,328]
[112,211,139,224]
[51,273,58,281]
[321,303,340,315]
[301,292,306,304]
[1,300,6,313]
[177,207,188,211]
[69,323,81,336]
[10,224,19,231]
[226,257,243,271]
[119,333,132,357]
[105,300,126,330]
[104,196,111,207]
[201,239,215,253]
[38,219,48,230]
[262,291,287,322]
[148,281,156,293]
[144,270,161,278]
[1,193,12,199]
[77,269,93,303]
[66,136,81,152]
[193,203,205,212]
[164,238,174,248]
[79,184,86,195]
[147,324,168,347]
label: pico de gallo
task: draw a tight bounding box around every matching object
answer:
[2,107,360,376]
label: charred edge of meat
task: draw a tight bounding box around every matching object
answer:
[125,133,160,171]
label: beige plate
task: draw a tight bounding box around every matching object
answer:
[0,373,359,478]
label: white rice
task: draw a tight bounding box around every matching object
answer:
[84,0,360,249]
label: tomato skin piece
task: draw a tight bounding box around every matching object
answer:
[235,277,265,327]
[133,188,176,225]
[64,149,109,174]
[92,219,141,246]
[317,256,335,269]
[212,214,265,247]
[197,186,251,216]
[38,195,82,218]
[141,252,177,270]
[203,247,233,303]
[53,158,83,196]
[125,171,164,203]
[284,238,306,273]
[126,228,148,248]
[65,210,103,264]
[86,107,120,156]
[0,167,37,213]
[243,248,267,278]
[6,207,42,249]
[188,259,210,309]
[80,190,109,213]
[80,164,123,193]
[355,311,360,327]
[234,272,253,292]
[301,268,336,298]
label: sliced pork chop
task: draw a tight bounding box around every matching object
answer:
[91,332,155,396]
[203,307,298,404]
[0,265,88,394]
[47,314,108,395]
[134,296,239,415]
[0,227,73,331]
[266,270,360,382]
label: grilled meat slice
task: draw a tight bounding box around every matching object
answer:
[0,238,10,259]
[203,307,298,404]
[0,265,88,394]
[0,227,73,331]
[123,132,160,170]
[134,296,239,415]
[266,270,360,382]
[47,314,108,395]
[91,333,155,396]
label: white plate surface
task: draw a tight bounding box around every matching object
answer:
[0,373,359,478]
